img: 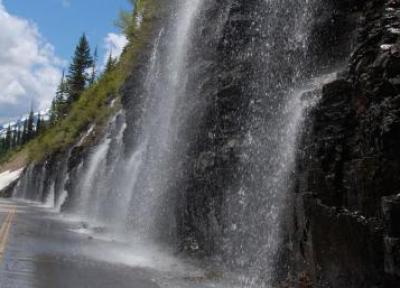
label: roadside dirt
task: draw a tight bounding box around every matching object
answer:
[0,151,28,174]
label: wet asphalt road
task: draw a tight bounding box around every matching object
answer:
[0,199,164,288]
[0,199,234,288]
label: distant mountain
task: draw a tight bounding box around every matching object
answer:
[0,110,50,138]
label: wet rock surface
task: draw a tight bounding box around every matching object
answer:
[6,1,400,287]
[0,179,19,198]
[297,0,400,286]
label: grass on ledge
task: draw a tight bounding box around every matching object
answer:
[26,0,159,163]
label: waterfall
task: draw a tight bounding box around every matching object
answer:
[10,0,349,286]
[55,186,68,213]
[217,1,338,286]
[75,138,112,218]
[44,182,56,208]
[57,0,208,243]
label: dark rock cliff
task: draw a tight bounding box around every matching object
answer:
[6,1,400,287]
[296,0,400,286]
[170,0,358,249]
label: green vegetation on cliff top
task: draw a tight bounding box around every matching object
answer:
[18,0,157,163]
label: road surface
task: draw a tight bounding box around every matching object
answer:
[0,199,228,288]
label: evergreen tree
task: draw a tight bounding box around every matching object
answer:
[49,99,57,126]
[0,138,6,156]
[105,52,117,73]
[16,125,22,146]
[56,70,68,119]
[27,110,35,141]
[115,0,136,36]
[49,72,68,126]
[67,34,93,103]
[12,130,18,148]
[36,115,42,135]
[57,69,67,97]
[89,46,98,86]
[5,125,11,150]
[22,119,28,145]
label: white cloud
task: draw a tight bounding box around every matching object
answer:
[102,33,128,69]
[0,2,64,123]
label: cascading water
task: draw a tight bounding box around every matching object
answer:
[76,139,111,217]
[216,1,341,286]
[60,0,209,243]
[44,182,55,208]
[10,0,351,286]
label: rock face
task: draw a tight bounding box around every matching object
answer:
[6,0,400,287]
[296,0,400,286]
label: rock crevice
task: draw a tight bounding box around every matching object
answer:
[296,0,400,286]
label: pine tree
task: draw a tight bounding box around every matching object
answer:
[22,119,28,145]
[5,125,11,150]
[16,125,22,146]
[0,138,6,156]
[105,52,117,73]
[89,46,98,86]
[49,99,57,126]
[48,70,68,127]
[115,0,136,36]
[27,110,35,141]
[67,33,93,103]
[56,70,68,118]
[36,115,42,135]
[12,130,18,148]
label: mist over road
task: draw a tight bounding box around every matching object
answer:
[0,199,225,288]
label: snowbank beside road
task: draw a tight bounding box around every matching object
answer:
[0,169,23,191]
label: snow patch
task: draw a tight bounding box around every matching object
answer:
[0,169,24,191]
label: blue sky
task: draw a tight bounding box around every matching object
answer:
[3,0,130,65]
[0,0,131,123]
